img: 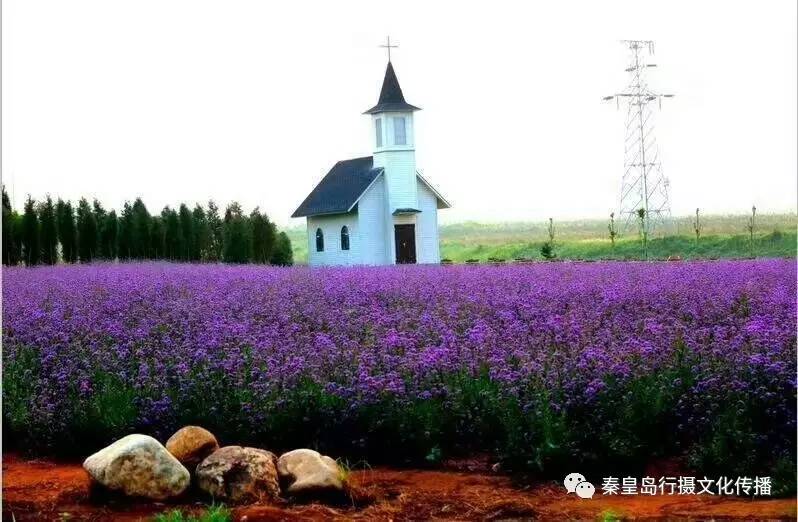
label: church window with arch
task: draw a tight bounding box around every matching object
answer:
[315,228,324,252]
[341,226,350,250]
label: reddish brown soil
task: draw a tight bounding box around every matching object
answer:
[3,455,795,521]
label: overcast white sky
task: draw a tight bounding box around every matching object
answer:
[3,0,796,225]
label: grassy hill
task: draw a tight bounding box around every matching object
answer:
[287,213,797,264]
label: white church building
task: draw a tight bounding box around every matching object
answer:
[292,60,450,266]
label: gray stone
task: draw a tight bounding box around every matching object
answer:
[276,449,345,496]
[83,434,190,499]
[196,446,280,504]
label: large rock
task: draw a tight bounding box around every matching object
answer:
[196,446,280,504]
[277,449,345,496]
[165,426,219,470]
[83,434,190,499]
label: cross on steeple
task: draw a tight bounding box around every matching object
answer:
[379,36,398,62]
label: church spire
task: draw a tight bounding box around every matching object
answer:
[363,61,421,115]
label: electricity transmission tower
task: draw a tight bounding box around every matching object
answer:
[603,40,674,235]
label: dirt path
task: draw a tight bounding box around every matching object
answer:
[2,456,795,521]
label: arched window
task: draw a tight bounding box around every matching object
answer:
[341,226,350,250]
[315,228,324,252]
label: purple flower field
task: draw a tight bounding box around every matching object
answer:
[3,260,796,482]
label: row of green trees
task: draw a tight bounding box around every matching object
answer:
[2,187,292,267]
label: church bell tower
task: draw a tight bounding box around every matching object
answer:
[364,59,421,214]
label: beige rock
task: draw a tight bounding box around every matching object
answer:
[165,426,219,469]
[83,434,190,499]
[277,449,344,496]
[196,446,280,504]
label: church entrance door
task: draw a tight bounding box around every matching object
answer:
[394,224,416,264]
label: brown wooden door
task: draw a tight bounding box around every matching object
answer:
[394,224,416,264]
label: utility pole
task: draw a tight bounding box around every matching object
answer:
[603,40,675,237]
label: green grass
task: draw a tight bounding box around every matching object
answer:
[440,231,796,263]
[152,505,231,522]
[599,510,623,522]
[286,213,796,264]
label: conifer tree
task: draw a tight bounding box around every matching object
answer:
[263,212,277,262]
[206,200,223,262]
[270,231,294,266]
[2,186,21,265]
[8,193,288,266]
[11,214,24,265]
[92,200,107,259]
[56,199,77,263]
[149,215,165,259]
[223,202,251,263]
[100,209,119,259]
[178,203,194,261]
[250,208,270,264]
[76,198,97,263]
[163,207,182,261]
[1,187,10,264]
[131,198,152,259]
[117,202,134,260]
[192,204,210,261]
[39,196,59,265]
[21,196,40,266]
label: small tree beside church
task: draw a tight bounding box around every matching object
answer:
[270,231,294,266]
[250,207,276,264]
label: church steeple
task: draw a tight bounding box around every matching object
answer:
[364,62,421,115]
[367,54,420,214]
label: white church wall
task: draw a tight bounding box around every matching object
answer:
[416,181,441,264]
[383,175,396,264]
[374,150,418,212]
[356,175,390,265]
[307,213,360,266]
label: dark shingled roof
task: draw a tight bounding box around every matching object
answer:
[291,157,383,218]
[364,62,421,114]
